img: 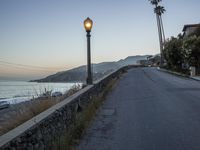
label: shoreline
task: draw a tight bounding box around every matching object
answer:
[0,82,82,105]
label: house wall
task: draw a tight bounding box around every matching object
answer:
[184,26,200,37]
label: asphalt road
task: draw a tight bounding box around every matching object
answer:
[76,67,200,150]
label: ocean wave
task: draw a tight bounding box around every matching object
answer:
[0,97,32,104]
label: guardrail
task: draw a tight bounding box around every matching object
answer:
[0,65,137,149]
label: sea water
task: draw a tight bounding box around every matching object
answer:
[0,81,82,104]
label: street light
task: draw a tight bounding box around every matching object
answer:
[84,17,93,84]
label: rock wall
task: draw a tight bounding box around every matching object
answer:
[0,66,132,150]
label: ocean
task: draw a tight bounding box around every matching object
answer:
[0,81,82,104]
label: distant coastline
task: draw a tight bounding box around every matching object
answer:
[33,55,150,83]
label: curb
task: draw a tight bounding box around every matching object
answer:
[157,67,200,82]
[190,76,200,82]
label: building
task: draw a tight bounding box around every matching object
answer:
[137,59,149,66]
[182,24,200,38]
[147,54,161,66]
[136,54,161,66]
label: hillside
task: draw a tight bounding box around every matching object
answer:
[32,55,149,83]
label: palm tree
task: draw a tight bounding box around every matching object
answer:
[149,0,161,6]
[154,5,165,15]
[149,0,166,65]
[155,5,166,44]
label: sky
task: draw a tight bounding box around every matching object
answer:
[0,0,200,80]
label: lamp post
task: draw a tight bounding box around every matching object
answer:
[84,17,93,85]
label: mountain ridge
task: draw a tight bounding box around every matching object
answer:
[32,55,150,83]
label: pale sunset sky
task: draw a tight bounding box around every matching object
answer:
[0,0,199,80]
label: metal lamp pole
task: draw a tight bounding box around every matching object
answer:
[84,17,93,84]
[86,30,92,84]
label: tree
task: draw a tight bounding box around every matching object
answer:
[149,0,161,6]
[164,35,200,74]
[183,36,200,69]
[149,0,166,65]
[154,6,166,43]
[163,37,184,69]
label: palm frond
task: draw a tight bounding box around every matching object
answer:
[149,0,162,5]
[154,5,166,15]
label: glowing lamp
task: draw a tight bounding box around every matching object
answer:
[84,17,93,32]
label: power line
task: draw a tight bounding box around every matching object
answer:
[0,63,57,72]
[0,60,67,71]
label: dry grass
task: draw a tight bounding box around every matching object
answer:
[52,77,118,150]
[0,99,57,135]
[60,84,83,100]
[0,85,82,136]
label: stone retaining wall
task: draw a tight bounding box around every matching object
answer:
[0,66,134,150]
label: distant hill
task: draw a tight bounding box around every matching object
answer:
[117,55,149,66]
[32,55,149,83]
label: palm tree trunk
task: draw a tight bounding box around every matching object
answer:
[156,13,163,65]
[159,15,165,46]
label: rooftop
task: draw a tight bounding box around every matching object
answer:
[183,24,200,31]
